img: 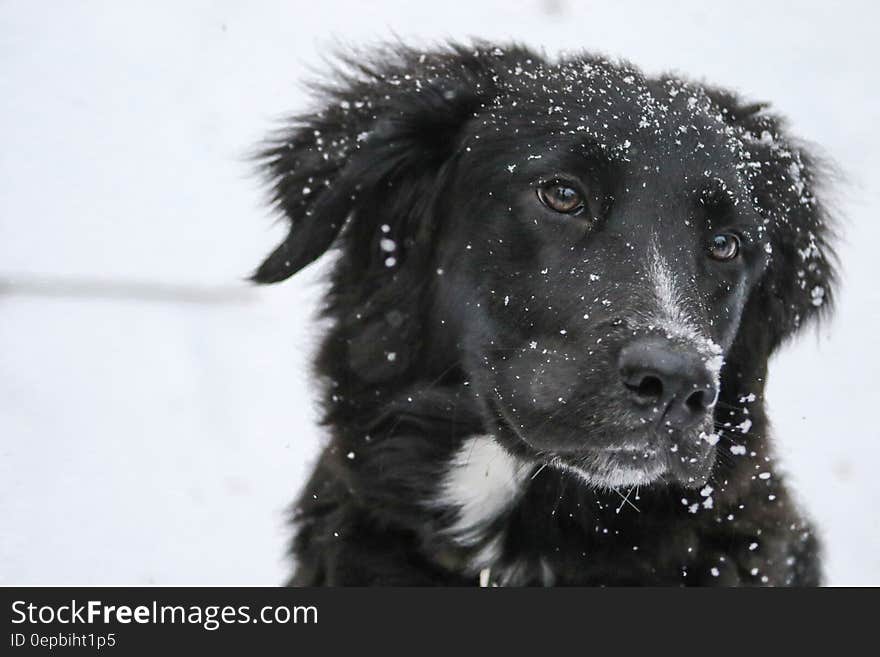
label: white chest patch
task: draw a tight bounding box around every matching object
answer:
[432,435,530,550]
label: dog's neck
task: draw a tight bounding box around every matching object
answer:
[418,398,778,582]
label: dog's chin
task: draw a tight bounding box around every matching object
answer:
[550,448,669,489]
[549,437,716,490]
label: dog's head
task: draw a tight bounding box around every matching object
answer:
[254,44,835,490]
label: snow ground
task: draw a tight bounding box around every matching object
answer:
[1,1,878,585]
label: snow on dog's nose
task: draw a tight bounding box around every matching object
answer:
[618,335,718,430]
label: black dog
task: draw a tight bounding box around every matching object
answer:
[253,43,836,585]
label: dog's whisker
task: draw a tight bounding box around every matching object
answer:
[531,463,548,480]
[609,485,640,514]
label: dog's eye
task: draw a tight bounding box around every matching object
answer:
[537,181,585,214]
[708,233,741,261]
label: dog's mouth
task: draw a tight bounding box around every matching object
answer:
[485,395,716,490]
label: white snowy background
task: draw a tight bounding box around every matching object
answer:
[1,0,878,585]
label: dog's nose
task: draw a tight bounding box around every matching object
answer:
[618,336,717,429]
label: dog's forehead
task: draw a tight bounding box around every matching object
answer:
[478,57,737,160]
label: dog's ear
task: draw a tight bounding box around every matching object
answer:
[707,89,838,353]
[251,47,491,284]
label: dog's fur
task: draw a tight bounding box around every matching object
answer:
[253,43,836,586]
